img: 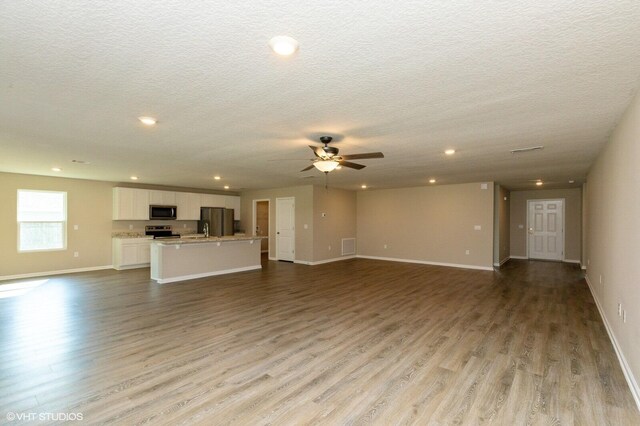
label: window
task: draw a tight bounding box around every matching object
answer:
[17,190,67,252]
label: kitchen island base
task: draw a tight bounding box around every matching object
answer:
[151,237,262,284]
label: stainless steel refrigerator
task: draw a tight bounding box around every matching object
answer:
[198,208,234,237]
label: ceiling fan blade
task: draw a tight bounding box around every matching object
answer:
[339,152,384,160]
[339,161,366,170]
[300,164,315,172]
[309,145,325,158]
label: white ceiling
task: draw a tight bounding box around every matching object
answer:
[1,1,639,191]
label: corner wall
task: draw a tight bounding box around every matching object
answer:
[356,182,494,269]
[493,184,510,266]
[584,89,640,407]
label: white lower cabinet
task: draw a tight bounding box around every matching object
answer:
[113,237,153,270]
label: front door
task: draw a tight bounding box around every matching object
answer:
[276,197,295,261]
[527,199,564,261]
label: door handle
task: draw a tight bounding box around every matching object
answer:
[277,232,280,235]
[528,228,533,234]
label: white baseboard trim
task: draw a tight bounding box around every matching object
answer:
[268,256,278,261]
[294,255,356,266]
[585,274,640,411]
[563,259,581,264]
[154,265,262,284]
[0,265,113,282]
[356,255,493,271]
[113,263,150,271]
[509,255,528,260]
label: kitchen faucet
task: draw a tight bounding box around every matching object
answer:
[203,223,209,238]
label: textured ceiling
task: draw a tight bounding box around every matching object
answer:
[1,1,639,191]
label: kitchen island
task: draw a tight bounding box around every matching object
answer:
[150,236,263,284]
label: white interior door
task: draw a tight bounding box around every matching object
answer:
[527,199,564,260]
[276,197,295,261]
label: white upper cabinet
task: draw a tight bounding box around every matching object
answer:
[176,192,201,220]
[113,188,149,220]
[200,194,226,208]
[224,195,241,220]
[149,190,176,205]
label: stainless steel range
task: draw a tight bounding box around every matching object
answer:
[145,225,180,239]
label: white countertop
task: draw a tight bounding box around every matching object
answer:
[152,236,264,245]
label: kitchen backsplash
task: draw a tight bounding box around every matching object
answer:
[111,220,198,235]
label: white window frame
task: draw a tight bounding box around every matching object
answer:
[17,189,68,253]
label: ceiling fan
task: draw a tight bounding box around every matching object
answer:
[301,136,384,173]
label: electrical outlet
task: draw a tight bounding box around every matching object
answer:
[618,303,622,316]
[587,259,590,265]
[623,310,627,323]
[74,251,79,257]
[129,224,133,230]
[599,274,602,284]
[328,245,331,251]
[183,223,187,228]
[383,244,388,249]
[465,250,470,255]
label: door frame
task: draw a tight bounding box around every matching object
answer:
[252,199,271,256]
[275,197,295,261]
[526,198,566,260]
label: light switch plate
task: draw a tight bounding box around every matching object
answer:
[474,225,481,230]
[480,183,488,189]
[73,224,79,230]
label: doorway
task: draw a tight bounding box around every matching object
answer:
[275,197,295,262]
[527,199,564,261]
[253,200,270,254]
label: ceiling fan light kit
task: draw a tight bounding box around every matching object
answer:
[314,160,340,173]
[301,136,384,174]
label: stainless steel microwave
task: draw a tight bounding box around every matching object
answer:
[149,205,177,220]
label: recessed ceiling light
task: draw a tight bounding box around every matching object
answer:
[361,185,367,189]
[429,178,436,183]
[444,149,456,155]
[268,36,299,56]
[536,181,543,186]
[214,176,221,180]
[51,167,61,172]
[130,176,139,180]
[569,180,575,184]
[224,185,230,190]
[138,116,157,126]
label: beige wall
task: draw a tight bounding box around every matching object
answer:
[313,186,357,262]
[585,89,640,395]
[240,185,314,262]
[0,173,113,278]
[356,182,494,269]
[493,185,510,265]
[509,188,582,261]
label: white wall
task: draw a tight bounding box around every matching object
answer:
[585,90,640,406]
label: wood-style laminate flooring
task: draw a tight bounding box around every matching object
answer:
[0,258,638,425]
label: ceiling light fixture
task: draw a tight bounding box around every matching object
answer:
[51,167,61,172]
[444,149,456,155]
[429,178,436,183]
[130,176,139,180]
[214,176,221,180]
[268,36,299,56]
[361,185,367,189]
[224,185,230,190]
[313,160,339,173]
[536,181,543,186]
[138,116,157,126]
